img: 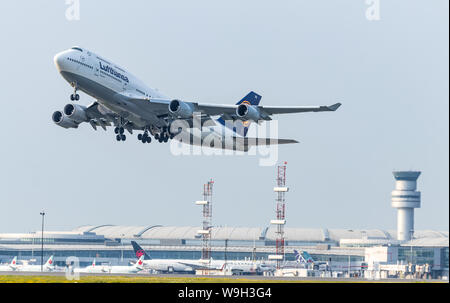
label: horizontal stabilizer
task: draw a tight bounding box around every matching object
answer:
[234,137,299,147]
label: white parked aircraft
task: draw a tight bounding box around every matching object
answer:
[52,47,341,151]
[132,241,263,274]
[0,257,18,272]
[17,256,55,272]
[102,255,144,274]
[73,259,104,274]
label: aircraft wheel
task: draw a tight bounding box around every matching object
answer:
[114,127,119,134]
[146,137,151,143]
[163,136,168,143]
[116,134,121,141]
[70,94,75,101]
[119,127,125,134]
[155,134,160,140]
[75,94,80,101]
[138,134,143,140]
[121,134,126,141]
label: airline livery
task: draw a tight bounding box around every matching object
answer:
[52,47,341,151]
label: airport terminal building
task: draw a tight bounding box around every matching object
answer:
[0,225,448,278]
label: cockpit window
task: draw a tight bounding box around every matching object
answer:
[71,47,83,52]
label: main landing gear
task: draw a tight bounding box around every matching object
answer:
[70,82,80,101]
[114,127,126,141]
[138,129,152,144]
[154,127,174,143]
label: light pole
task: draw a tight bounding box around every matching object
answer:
[40,211,45,272]
[410,229,414,264]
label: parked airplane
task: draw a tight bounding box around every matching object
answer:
[132,241,264,274]
[102,255,145,274]
[294,250,328,270]
[17,256,55,272]
[0,257,18,272]
[131,241,195,273]
[73,259,104,274]
[52,47,341,151]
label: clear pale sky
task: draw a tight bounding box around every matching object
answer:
[0,0,448,233]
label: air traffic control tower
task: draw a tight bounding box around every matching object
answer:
[391,171,421,241]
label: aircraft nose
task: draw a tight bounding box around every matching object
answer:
[53,52,66,71]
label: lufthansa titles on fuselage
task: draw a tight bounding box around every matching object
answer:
[99,62,129,83]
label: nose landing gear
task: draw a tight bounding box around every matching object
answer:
[70,82,80,101]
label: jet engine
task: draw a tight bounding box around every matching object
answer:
[236,103,261,121]
[168,99,194,119]
[63,103,88,123]
[52,111,78,129]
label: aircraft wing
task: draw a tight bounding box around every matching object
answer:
[259,102,341,114]
[119,92,341,120]
[195,102,341,117]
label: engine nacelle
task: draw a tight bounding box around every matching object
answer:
[52,111,78,129]
[168,99,194,119]
[64,103,88,123]
[236,103,260,121]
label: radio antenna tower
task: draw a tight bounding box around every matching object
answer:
[195,179,214,270]
[269,162,288,269]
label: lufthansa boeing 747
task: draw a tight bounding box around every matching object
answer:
[52,47,341,151]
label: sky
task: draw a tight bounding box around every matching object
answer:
[0,0,448,233]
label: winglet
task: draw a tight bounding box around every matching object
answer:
[327,102,341,111]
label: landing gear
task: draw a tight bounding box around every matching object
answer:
[116,134,126,141]
[154,126,172,143]
[70,82,80,101]
[138,128,152,144]
[114,127,125,134]
[114,118,127,142]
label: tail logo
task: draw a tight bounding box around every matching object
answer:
[136,249,145,258]
[138,260,143,265]
[48,260,52,265]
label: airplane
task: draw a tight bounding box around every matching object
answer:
[52,46,341,151]
[294,250,328,270]
[17,256,55,272]
[131,241,195,273]
[132,241,264,275]
[102,255,145,274]
[0,257,18,272]
[73,259,104,274]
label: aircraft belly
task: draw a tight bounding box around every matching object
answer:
[60,71,162,128]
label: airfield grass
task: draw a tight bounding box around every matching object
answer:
[0,275,360,283]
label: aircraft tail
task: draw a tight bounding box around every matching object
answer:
[45,255,54,267]
[135,255,145,269]
[217,91,262,137]
[10,256,17,267]
[302,251,315,263]
[131,241,151,260]
[91,259,96,267]
[293,250,301,263]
